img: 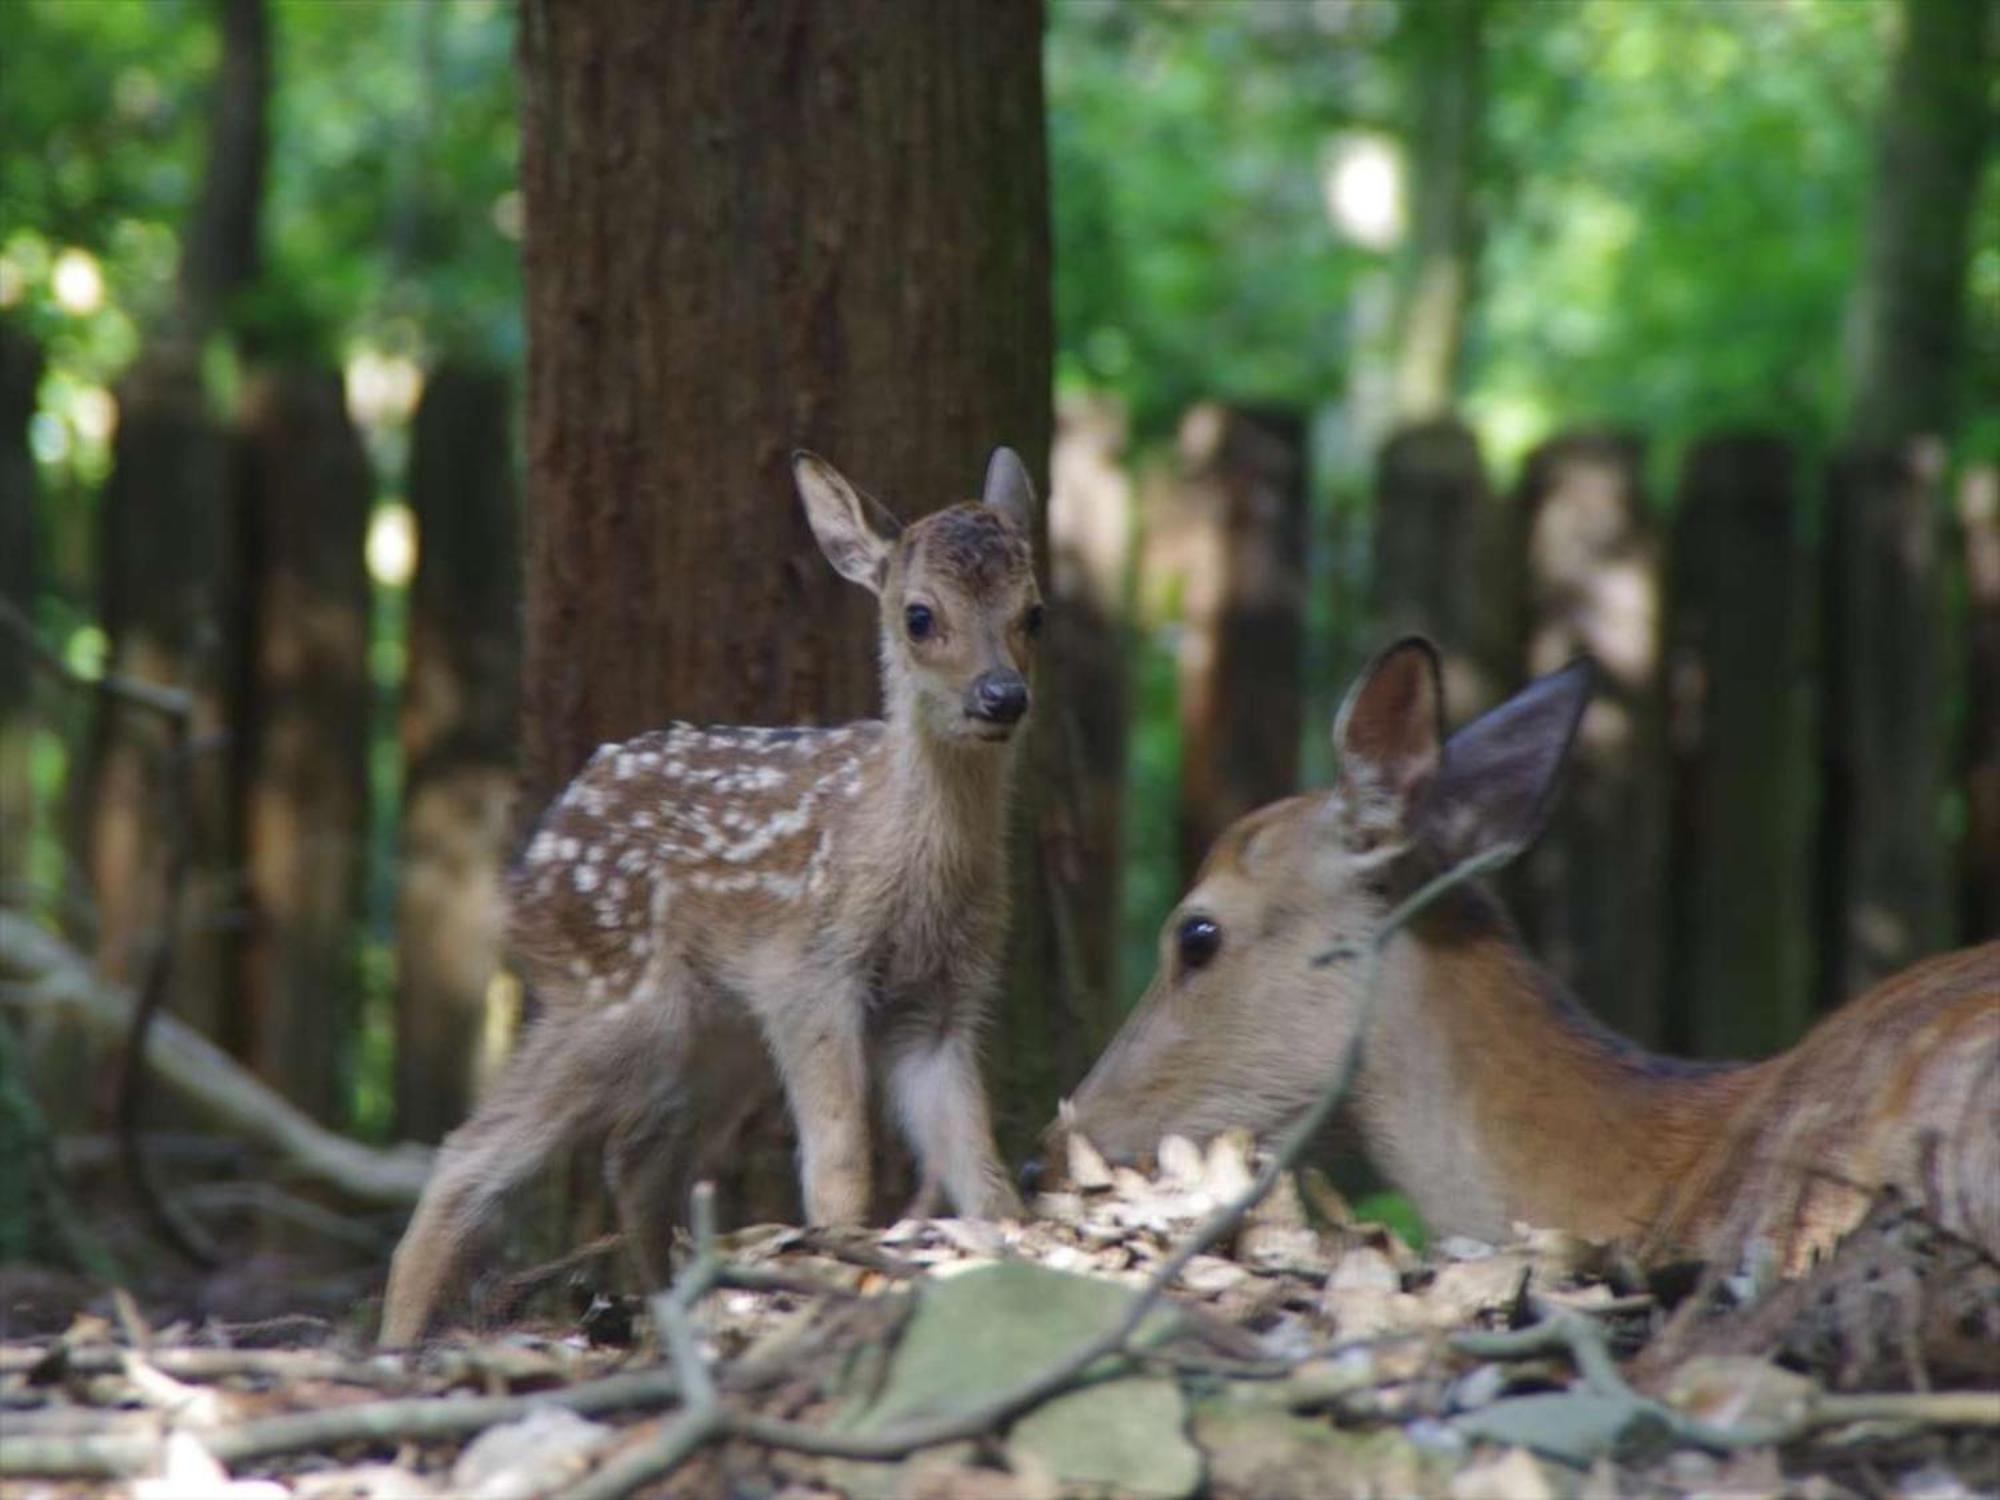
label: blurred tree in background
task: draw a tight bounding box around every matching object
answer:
[0,0,1992,1272]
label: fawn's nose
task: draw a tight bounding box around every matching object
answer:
[970,670,1029,725]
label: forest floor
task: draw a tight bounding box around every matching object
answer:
[1,1133,1996,1500]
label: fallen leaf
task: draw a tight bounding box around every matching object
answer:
[450,1405,614,1499]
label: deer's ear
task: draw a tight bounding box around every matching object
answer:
[794,451,901,594]
[981,446,1038,538]
[1416,658,1592,866]
[1332,638,1445,833]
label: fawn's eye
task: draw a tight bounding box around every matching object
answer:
[905,603,935,641]
[1176,915,1222,971]
[1023,603,1045,639]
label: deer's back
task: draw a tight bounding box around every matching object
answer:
[505,720,886,1005]
[1656,943,2000,1267]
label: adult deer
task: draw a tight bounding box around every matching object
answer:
[381,449,1041,1344]
[1048,639,1997,1270]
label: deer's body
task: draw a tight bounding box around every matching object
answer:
[382,451,1041,1345]
[1054,641,1999,1271]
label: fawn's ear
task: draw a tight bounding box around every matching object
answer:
[1331,637,1446,837]
[1416,658,1593,866]
[794,451,902,594]
[981,446,1038,539]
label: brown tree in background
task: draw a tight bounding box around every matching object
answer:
[394,365,521,1142]
[1961,466,2000,944]
[80,0,268,1046]
[516,0,1063,1171]
[1821,0,1993,1002]
[1666,434,1812,1058]
[1166,404,1307,884]
[1370,419,1507,726]
[1512,432,1666,1044]
[0,323,40,898]
[233,368,371,1125]
[81,358,237,1042]
[1392,0,1484,426]
[1047,393,1133,1013]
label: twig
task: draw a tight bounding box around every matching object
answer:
[0,1367,683,1478]
[0,914,435,1205]
[563,1185,726,1500]
[566,841,1526,1495]
[1451,1308,2000,1455]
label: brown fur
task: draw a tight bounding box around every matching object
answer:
[380,451,1041,1345]
[1055,640,1999,1272]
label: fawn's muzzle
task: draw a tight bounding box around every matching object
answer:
[968,670,1030,726]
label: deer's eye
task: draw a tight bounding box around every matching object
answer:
[905,603,936,641]
[1176,915,1222,971]
[1023,603,1045,639]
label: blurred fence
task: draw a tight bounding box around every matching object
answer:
[1080,402,1993,1056]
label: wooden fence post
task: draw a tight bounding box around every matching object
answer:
[1170,404,1308,885]
[394,365,522,1142]
[1512,431,1667,1042]
[1665,433,1813,1057]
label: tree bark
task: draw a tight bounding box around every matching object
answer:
[1962,466,2000,944]
[0,322,40,899]
[1512,432,1666,1044]
[234,367,371,1126]
[517,0,1056,1177]
[1370,418,1508,726]
[393,365,522,1143]
[1046,392,1133,1018]
[1666,434,1813,1059]
[1821,0,1992,1001]
[1392,0,1484,425]
[179,0,269,343]
[1169,404,1307,885]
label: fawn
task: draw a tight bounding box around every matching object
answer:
[380,449,1041,1344]
[1047,639,1998,1271]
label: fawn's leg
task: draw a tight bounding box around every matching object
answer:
[754,980,872,1224]
[604,1105,693,1292]
[380,1015,603,1346]
[886,1025,1022,1220]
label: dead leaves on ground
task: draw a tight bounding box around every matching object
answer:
[2,1132,1994,1498]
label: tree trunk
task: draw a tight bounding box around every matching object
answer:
[1962,466,2000,944]
[1046,392,1133,1017]
[1370,418,1508,726]
[1171,404,1307,885]
[79,0,270,1053]
[0,322,40,900]
[179,0,269,343]
[1512,432,1666,1044]
[518,0,1055,1182]
[1821,0,1991,1002]
[81,351,238,1047]
[394,365,522,1143]
[1665,434,1812,1059]
[234,366,371,1125]
[1392,0,1484,425]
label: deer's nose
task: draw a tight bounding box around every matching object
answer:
[970,670,1029,724]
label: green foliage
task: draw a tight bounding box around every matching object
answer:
[1473,0,1891,468]
[1049,3,1394,440]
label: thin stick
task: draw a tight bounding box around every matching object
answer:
[0,1368,683,1478]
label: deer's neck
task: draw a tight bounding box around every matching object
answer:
[1357,900,1762,1246]
[863,711,1015,895]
